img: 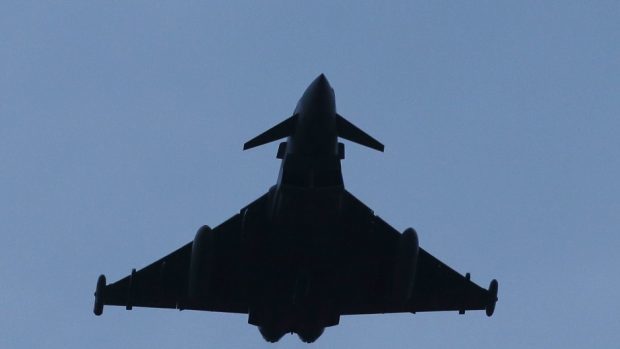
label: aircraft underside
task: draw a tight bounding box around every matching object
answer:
[93,74,498,343]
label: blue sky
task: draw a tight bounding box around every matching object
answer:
[2,1,619,347]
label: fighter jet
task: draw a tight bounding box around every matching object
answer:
[94,74,498,343]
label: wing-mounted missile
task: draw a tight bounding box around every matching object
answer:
[243,114,299,150]
[336,114,384,152]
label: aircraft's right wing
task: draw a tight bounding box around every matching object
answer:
[94,192,272,315]
[337,191,498,316]
[94,213,249,314]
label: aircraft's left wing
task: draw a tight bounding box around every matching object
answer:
[337,191,498,317]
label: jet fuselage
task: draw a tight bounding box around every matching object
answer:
[250,75,347,341]
[93,75,498,345]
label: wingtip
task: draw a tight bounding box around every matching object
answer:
[485,279,498,317]
[93,274,106,316]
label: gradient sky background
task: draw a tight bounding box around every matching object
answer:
[2,1,619,348]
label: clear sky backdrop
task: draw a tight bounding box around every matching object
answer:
[2,1,619,348]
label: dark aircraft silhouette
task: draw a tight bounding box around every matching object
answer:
[94,74,498,343]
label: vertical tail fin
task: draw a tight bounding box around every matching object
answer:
[336,114,384,152]
[243,114,298,150]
